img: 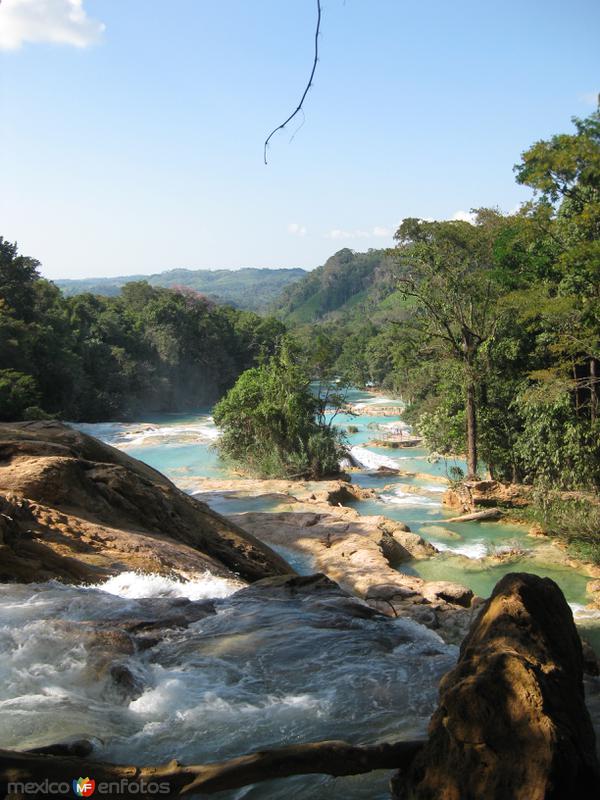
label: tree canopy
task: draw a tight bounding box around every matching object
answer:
[0,239,284,421]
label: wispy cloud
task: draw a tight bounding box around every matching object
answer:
[451,210,477,224]
[287,223,307,236]
[325,226,392,241]
[0,0,105,50]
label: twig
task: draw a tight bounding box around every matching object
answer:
[264,0,322,164]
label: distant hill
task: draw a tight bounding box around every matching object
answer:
[56,267,307,313]
[273,248,401,324]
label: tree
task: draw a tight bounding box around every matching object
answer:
[392,214,508,478]
[0,238,41,321]
[515,109,600,424]
[0,370,40,421]
[213,340,346,479]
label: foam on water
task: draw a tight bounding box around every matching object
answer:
[434,541,489,559]
[0,576,456,800]
[379,488,440,508]
[94,571,243,600]
[350,445,399,470]
[73,418,219,449]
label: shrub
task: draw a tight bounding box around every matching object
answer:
[213,343,346,479]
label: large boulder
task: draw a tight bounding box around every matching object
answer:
[0,421,292,583]
[393,572,600,800]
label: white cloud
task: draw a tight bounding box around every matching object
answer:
[325,226,392,241]
[372,226,392,237]
[451,210,477,224]
[0,0,105,50]
[287,223,307,236]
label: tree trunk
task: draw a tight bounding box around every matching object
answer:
[0,739,425,798]
[465,377,478,479]
[591,358,598,423]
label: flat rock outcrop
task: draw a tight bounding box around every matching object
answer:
[393,572,600,800]
[0,421,291,584]
[227,508,475,641]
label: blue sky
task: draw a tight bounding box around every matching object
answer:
[1,0,598,279]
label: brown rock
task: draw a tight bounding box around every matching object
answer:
[0,421,292,584]
[421,581,474,608]
[393,572,600,800]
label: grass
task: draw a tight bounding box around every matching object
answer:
[524,491,600,565]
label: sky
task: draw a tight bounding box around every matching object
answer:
[0,0,598,280]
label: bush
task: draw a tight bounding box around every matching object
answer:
[528,489,600,564]
[213,343,346,479]
[0,370,40,421]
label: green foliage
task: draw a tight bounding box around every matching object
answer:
[275,111,600,497]
[275,248,394,323]
[527,490,600,565]
[0,370,40,421]
[213,341,346,479]
[0,237,285,421]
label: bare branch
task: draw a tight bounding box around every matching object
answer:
[264,0,322,164]
[1,739,425,797]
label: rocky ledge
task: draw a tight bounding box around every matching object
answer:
[0,421,291,584]
[224,504,477,643]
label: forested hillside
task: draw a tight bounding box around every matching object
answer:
[56,267,306,312]
[0,243,284,421]
[274,248,396,323]
[282,111,600,509]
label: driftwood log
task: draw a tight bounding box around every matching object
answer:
[444,507,502,523]
[1,739,424,797]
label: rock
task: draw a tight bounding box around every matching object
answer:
[528,522,547,538]
[26,739,95,758]
[368,438,423,448]
[233,573,383,620]
[225,507,474,641]
[421,581,474,608]
[581,639,600,677]
[393,572,600,800]
[419,524,462,540]
[587,580,600,606]
[375,466,401,476]
[0,421,292,584]
[444,481,532,512]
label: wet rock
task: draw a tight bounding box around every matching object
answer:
[581,639,600,677]
[108,664,144,700]
[26,738,95,758]
[419,524,462,540]
[393,572,600,800]
[237,572,347,598]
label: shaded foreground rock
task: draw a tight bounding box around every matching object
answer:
[0,421,291,583]
[393,572,600,800]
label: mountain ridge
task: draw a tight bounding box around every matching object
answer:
[56,266,307,313]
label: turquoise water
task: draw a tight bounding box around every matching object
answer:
[75,398,600,650]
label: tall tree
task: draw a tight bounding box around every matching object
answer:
[392,214,507,478]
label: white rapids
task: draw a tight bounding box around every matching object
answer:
[0,573,457,800]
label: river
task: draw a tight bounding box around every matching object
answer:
[1,391,599,798]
